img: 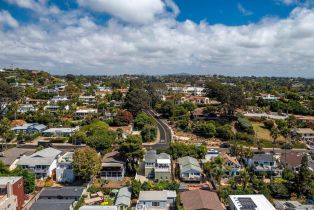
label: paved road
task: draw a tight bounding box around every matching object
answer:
[212,147,308,154]
[144,109,172,150]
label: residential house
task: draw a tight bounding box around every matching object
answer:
[228,194,276,210]
[115,88,129,97]
[17,147,62,179]
[180,189,224,210]
[11,123,47,134]
[79,96,97,105]
[109,100,123,107]
[191,108,208,120]
[0,147,36,170]
[17,104,36,113]
[274,200,314,210]
[0,181,17,210]
[295,115,314,124]
[56,152,75,183]
[180,96,210,105]
[178,156,202,182]
[49,95,69,104]
[114,187,131,210]
[144,150,172,181]
[43,127,79,137]
[31,186,85,210]
[100,151,125,181]
[73,109,98,119]
[294,128,314,143]
[0,177,24,210]
[136,190,176,210]
[185,87,206,96]
[280,152,313,172]
[221,153,242,176]
[44,105,69,112]
[260,94,278,101]
[247,153,281,176]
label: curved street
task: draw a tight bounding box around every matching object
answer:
[144,109,172,150]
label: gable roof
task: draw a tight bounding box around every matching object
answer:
[281,152,305,168]
[115,187,131,206]
[102,151,124,167]
[178,156,199,166]
[17,147,62,166]
[180,190,224,210]
[139,191,167,201]
[221,153,240,167]
[144,150,157,162]
[178,156,202,173]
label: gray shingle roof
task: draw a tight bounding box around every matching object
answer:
[30,199,75,210]
[157,153,170,160]
[0,147,35,166]
[39,186,84,198]
[144,150,157,162]
[252,154,273,162]
[115,187,131,206]
[17,147,62,167]
[178,156,202,173]
[139,191,167,201]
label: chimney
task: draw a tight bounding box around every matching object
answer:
[6,182,13,197]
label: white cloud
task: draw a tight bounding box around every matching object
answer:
[77,0,179,24]
[164,0,180,16]
[1,7,314,77]
[5,0,60,15]
[237,3,253,16]
[0,10,19,28]
[278,0,314,6]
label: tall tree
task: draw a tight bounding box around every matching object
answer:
[0,80,19,117]
[73,147,101,181]
[297,155,312,196]
[118,135,144,174]
[124,89,150,115]
[270,125,280,179]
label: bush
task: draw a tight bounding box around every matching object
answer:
[236,117,255,134]
[141,125,157,142]
[236,132,254,143]
[216,125,234,140]
[263,120,274,129]
[193,121,216,138]
[134,112,156,130]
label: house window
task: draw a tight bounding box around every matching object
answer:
[152,202,160,207]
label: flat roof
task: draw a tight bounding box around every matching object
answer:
[0,176,23,185]
[229,194,276,210]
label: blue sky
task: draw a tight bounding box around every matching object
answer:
[0,0,314,77]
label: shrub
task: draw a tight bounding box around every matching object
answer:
[236,117,254,134]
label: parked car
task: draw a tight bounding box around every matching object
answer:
[220,142,230,148]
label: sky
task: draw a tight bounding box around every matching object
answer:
[0,0,314,77]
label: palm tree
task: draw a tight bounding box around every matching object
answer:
[209,156,224,189]
[228,177,237,190]
[239,169,250,190]
[270,125,280,180]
